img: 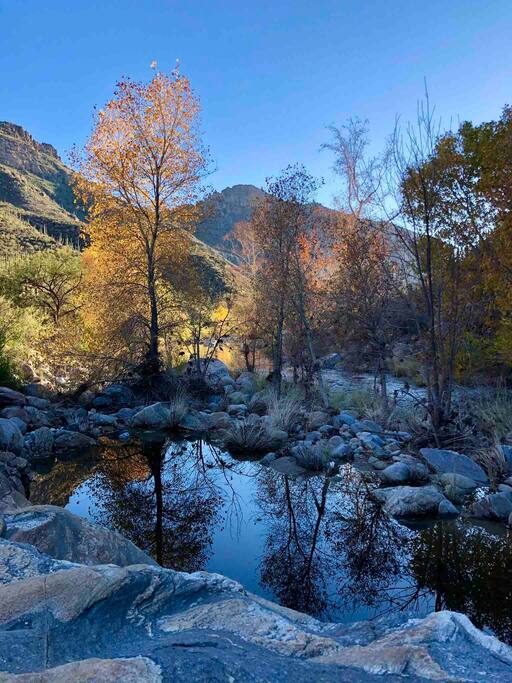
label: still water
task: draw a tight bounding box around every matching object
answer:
[32,434,512,643]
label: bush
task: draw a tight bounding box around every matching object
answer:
[267,390,303,432]
[167,388,189,428]
[219,420,275,454]
[473,441,508,491]
[294,443,327,472]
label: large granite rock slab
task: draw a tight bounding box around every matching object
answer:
[0,657,162,682]
[420,448,488,485]
[2,506,157,567]
[0,556,509,682]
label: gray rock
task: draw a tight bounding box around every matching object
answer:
[228,390,247,405]
[131,403,172,429]
[25,396,50,410]
[469,492,512,522]
[235,371,256,394]
[327,435,344,450]
[206,411,233,431]
[0,471,29,513]
[0,387,26,407]
[330,443,351,461]
[380,462,412,485]
[439,472,478,491]
[0,657,162,682]
[23,406,50,428]
[304,430,322,444]
[9,417,26,435]
[374,485,459,519]
[92,394,113,409]
[103,383,135,405]
[227,403,248,416]
[0,419,23,455]
[22,426,54,461]
[0,559,509,682]
[3,506,157,567]
[269,455,309,477]
[53,429,97,452]
[358,419,383,433]
[89,412,117,427]
[420,448,488,485]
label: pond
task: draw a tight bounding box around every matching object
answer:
[31,435,512,644]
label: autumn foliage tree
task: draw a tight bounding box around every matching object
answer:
[75,69,208,380]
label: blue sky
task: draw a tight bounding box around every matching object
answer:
[1,0,511,205]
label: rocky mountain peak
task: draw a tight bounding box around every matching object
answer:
[0,121,61,178]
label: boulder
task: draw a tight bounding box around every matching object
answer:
[206,412,233,431]
[227,404,248,416]
[103,383,135,406]
[22,426,54,461]
[235,371,256,394]
[269,455,309,477]
[25,396,50,410]
[0,387,26,407]
[0,560,509,682]
[9,417,26,435]
[380,462,413,485]
[354,419,382,434]
[53,429,97,452]
[469,492,512,522]
[420,448,488,485]
[0,419,23,455]
[373,485,459,519]
[89,412,118,427]
[3,506,157,567]
[439,472,478,491]
[228,390,247,405]
[131,403,172,429]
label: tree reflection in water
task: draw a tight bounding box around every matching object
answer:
[88,436,246,570]
[256,464,413,619]
[410,520,512,644]
[49,438,512,643]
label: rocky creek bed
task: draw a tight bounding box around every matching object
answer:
[0,370,512,680]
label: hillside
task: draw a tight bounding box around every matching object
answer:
[0,122,83,255]
[196,184,264,250]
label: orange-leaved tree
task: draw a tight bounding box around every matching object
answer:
[74,69,208,379]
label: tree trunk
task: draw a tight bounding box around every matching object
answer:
[273,301,284,396]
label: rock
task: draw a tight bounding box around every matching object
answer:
[265,428,288,450]
[92,394,113,410]
[227,403,247,416]
[0,657,162,682]
[0,407,28,421]
[23,406,50,428]
[9,417,26,435]
[22,426,54,461]
[0,419,23,455]
[260,452,277,465]
[308,410,331,430]
[269,455,309,477]
[420,448,488,485]
[0,387,26,407]
[89,412,117,427]
[0,559,509,682]
[131,403,172,429]
[319,352,342,369]
[304,431,322,444]
[0,471,29,513]
[354,419,382,434]
[248,390,268,415]
[115,407,138,423]
[327,435,344,450]
[374,485,459,519]
[206,411,233,431]
[0,516,4,537]
[53,429,97,452]
[235,371,256,394]
[228,390,247,405]
[469,492,512,522]
[380,462,412,485]
[103,383,135,406]
[3,506,157,566]
[178,412,207,432]
[332,412,356,429]
[25,396,50,410]
[439,472,478,491]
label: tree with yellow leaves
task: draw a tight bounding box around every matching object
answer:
[75,69,208,380]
